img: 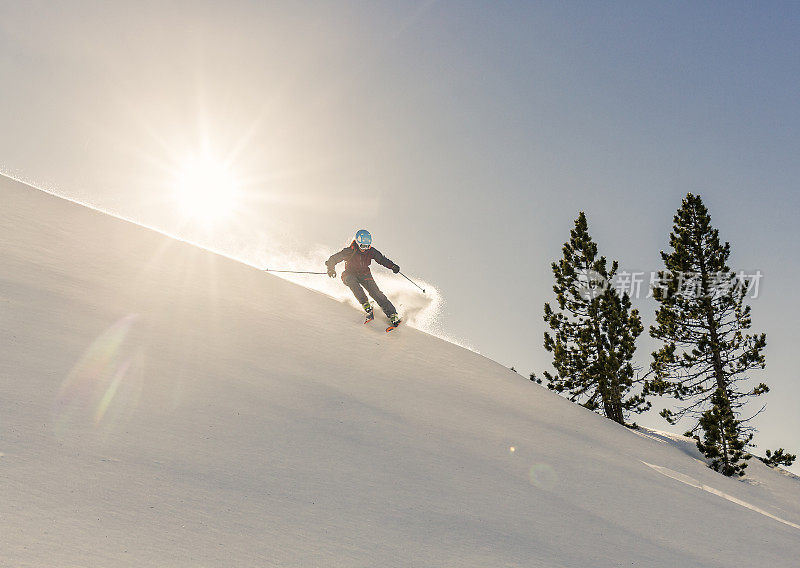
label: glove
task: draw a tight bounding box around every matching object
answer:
[327,266,336,278]
[392,264,400,274]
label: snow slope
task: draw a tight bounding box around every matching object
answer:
[1,174,799,567]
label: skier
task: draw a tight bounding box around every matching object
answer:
[326,230,402,328]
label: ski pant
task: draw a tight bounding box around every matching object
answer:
[342,271,397,317]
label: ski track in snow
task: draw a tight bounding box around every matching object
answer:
[642,461,800,531]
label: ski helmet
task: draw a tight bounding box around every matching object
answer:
[354,229,372,251]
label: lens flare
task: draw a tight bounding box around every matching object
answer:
[55,314,143,436]
[529,463,558,491]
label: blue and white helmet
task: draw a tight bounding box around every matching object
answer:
[354,229,372,251]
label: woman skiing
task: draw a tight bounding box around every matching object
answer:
[326,230,402,327]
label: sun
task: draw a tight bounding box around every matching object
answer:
[173,156,240,223]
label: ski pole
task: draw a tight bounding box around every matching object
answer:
[263,268,328,275]
[399,271,426,294]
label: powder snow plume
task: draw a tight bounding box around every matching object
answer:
[174,222,478,351]
[209,232,476,350]
[260,245,444,332]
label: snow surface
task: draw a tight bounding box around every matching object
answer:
[1,174,799,567]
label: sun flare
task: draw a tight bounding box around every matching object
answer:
[173,156,240,223]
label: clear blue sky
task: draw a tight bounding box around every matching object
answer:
[1,1,799,470]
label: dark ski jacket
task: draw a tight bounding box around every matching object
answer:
[326,242,398,276]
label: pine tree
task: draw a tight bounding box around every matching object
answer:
[760,448,797,468]
[543,212,648,425]
[646,193,767,476]
[695,389,751,476]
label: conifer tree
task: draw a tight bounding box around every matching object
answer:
[543,212,648,425]
[760,448,796,468]
[646,193,768,476]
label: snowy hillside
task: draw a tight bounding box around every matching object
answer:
[1,174,799,567]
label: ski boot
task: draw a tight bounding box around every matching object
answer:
[386,313,401,332]
[363,302,374,324]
